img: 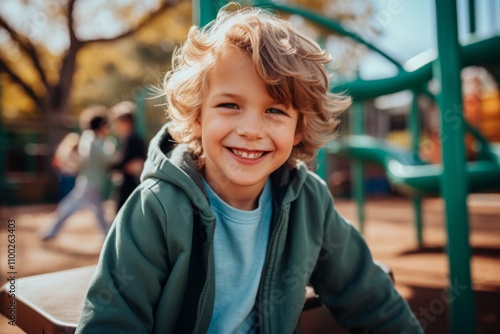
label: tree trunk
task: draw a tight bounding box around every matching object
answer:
[41,38,81,201]
[42,102,70,202]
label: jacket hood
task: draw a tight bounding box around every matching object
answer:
[141,123,310,213]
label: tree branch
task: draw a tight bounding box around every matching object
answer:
[0,57,42,108]
[68,0,78,44]
[82,0,182,45]
[0,15,49,89]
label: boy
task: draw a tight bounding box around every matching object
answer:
[110,101,147,211]
[77,5,422,333]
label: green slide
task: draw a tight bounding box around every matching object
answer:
[324,135,500,197]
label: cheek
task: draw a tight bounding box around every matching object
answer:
[203,115,232,136]
[199,117,228,151]
[276,128,299,152]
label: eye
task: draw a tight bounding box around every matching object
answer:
[217,103,239,109]
[266,108,287,116]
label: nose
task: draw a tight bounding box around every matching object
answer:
[236,110,265,140]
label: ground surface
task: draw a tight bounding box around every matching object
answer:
[0,194,499,333]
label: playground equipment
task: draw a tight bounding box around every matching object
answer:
[194,1,499,333]
[324,135,500,196]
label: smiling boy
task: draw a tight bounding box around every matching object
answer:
[77,4,422,333]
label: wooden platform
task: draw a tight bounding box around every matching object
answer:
[0,265,359,333]
[0,266,96,334]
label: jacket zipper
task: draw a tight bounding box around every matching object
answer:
[192,219,217,333]
[256,203,288,334]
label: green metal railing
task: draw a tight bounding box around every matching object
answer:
[350,101,365,232]
[409,89,423,245]
[435,1,474,332]
[134,87,148,141]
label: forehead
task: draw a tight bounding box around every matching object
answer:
[208,48,263,93]
[208,47,289,106]
[212,47,253,77]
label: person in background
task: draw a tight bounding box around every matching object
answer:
[41,106,116,241]
[110,101,146,211]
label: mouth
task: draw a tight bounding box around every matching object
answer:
[230,148,268,160]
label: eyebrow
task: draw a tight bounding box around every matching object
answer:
[211,92,241,99]
[212,92,287,106]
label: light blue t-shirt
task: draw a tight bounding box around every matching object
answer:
[203,178,272,334]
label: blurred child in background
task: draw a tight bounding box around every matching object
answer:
[41,106,116,241]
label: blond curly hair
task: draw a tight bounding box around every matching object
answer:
[164,3,351,164]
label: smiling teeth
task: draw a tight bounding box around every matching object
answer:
[232,149,264,159]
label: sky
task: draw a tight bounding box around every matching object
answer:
[360,0,500,79]
[0,0,161,56]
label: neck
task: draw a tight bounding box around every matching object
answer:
[204,175,267,211]
[94,130,105,138]
[224,192,259,211]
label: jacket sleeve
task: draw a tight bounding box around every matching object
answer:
[309,192,423,333]
[77,184,170,333]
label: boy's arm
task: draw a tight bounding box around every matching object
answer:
[309,195,423,333]
[77,185,170,333]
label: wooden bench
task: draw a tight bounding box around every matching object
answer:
[0,266,96,334]
[0,263,393,333]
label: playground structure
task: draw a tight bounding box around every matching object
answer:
[195,1,499,333]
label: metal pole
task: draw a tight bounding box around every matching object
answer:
[350,102,365,233]
[26,132,37,175]
[468,0,476,33]
[193,0,218,27]
[134,87,147,141]
[409,90,423,247]
[316,148,327,181]
[434,0,475,332]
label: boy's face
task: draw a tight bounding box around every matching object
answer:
[197,47,301,201]
[96,122,110,137]
[114,118,131,139]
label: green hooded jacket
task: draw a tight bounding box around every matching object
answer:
[77,124,423,333]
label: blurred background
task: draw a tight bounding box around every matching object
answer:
[0,0,499,333]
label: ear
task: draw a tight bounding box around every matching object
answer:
[293,131,302,146]
[193,117,202,138]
